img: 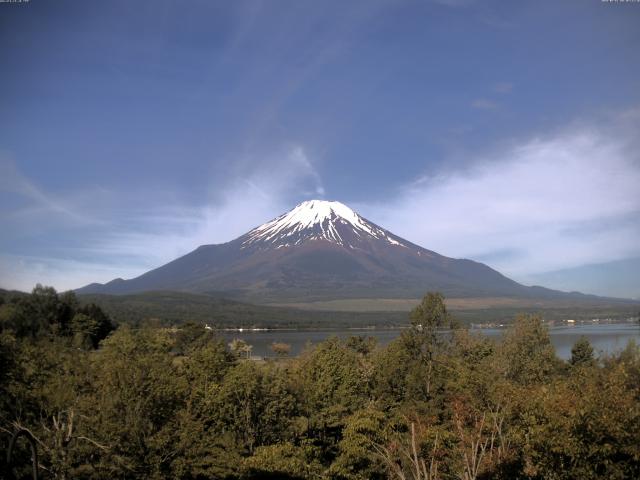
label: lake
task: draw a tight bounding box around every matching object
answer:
[221,322,640,360]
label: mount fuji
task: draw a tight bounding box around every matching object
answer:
[77,200,581,302]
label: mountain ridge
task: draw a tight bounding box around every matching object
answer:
[77,200,612,303]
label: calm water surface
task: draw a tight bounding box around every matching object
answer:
[221,322,640,360]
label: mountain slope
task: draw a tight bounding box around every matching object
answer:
[77,200,592,302]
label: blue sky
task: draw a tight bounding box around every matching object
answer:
[1,0,639,298]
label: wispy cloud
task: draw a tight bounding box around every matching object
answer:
[288,145,325,197]
[363,110,640,281]
[479,14,517,30]
[471,98,499,110]
[493,82,513,94]
[3,110,639,295]
[0,144,324,291]
[432,0,476,7]
[0,159,103,227]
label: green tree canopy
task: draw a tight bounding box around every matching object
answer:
[570,336,596,367]
[500,314,560,385]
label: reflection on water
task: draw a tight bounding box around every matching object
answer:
[221,323,640,360]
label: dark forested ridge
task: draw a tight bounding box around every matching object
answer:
[71,290,640,329]
[5,288,635,331]
[1,287,639,479]
[75,290,408,329]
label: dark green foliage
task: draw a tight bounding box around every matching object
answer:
[83,327,187,477]
[501,313,561,385]
[373,292,453,411]
[1,289,639,479]
[570,335,596,367]
[345,335,376,356]
[78,290,409,329]
[0,286,114,346]
[174,321,217,355]
[329,406,387,480]
[71,313,99,349]
[403,291,450,361]
[0,332,18,421]
[215,362,297,453]
[242,442,323,479]
[296,337,368,430]
[76,302,115,346]
[513,362,640,479]
[409,291,451,331]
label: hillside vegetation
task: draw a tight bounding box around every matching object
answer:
[77,291,408,328]
[33,289,637,329]
[1,287,639,479]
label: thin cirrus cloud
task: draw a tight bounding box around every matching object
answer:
[493,82,513,94]
[0,145,323,291]
[471,98,499,110]
[363,109,640,282]
[2,112,640,294]
[432,0,476,7]
[0,160,104,229]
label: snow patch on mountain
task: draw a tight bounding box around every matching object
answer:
[242,200,407,249]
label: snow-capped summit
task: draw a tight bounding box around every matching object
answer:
[78,199,558,304]
[242,199,406,249]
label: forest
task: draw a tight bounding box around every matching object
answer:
[1,286,639,479]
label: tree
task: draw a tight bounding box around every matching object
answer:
[403,292,451,360]
[75,303,114,347]
[346,335,377,356]
[0,332,18,430]
[0,288,113,344]
[71,313,99,349]
[84,326,188,478]
[0,286,65,338]
[500,314,560,385]
[170,339,239,478]
[214,362,297,454]
[372,419,452,480]
[0,302,34,337]
[242,442,323,479]
[0,333,108,479]
[390,292,453,402]
[515,364,640,479]
[450,399,511,480]
[372,337,417,407]
[570,336,595,367]
[295,337,368,433]
[409,292,450,332]
[330,406,388,479]
[271,341,292,357]
[183,338,235,390]
[229,338,253,359]
[31,284,73,336]
[173,321,214,355]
